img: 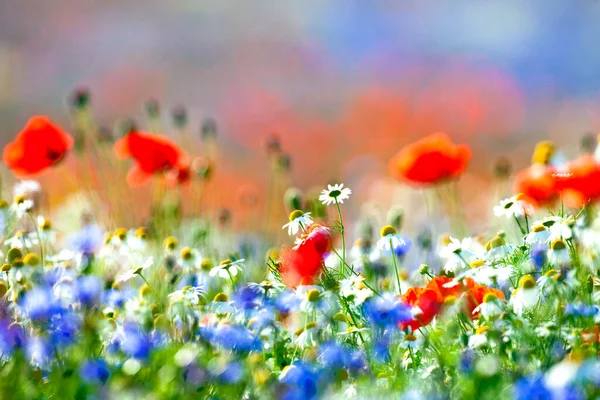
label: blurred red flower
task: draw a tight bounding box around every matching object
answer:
[388,132,471,185]
[560,154,600,208]
[279,224,331,288]
[400,286,443,331]
[114,130,189,187]
[3,116,74,178]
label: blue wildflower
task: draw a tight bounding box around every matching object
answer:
[21,287,60,321]
[318,342,347,370]
[27,336,52,368]
[201,324,261,353]
[121,323,151,360]
[233,285,262,310]
[275,290,300,313]
[80,359,110,384]
[105,287,136,308]
[0,320,26,355]
[49,310,81,347]
[394,236,412,258]
[76,275,103,306]
[564,303,598,318]
[69,223,104,255]
[531,244,547,270]
[514,374,551,400]
[280,361,320,400]
[217,361,244,384]
[363,293,412,328]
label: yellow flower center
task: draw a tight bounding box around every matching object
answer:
[485,236,506,251]
[444,295,457,306]
[289,210,304,222]
[135,227,147,239]
[476,325,489,335]
[7,248,22,264]
[220,259,232,267]
[405,333,417,342]
[200,259,213,271]
[114,228,127,241]
[13,195,25,205]
[213,292,228,302]
[483,293,497,303]
[181,247,193,261]
[470,259,485,269]
[307,289,321,302]
[532,225,546,233]
[164,236,178,250]
[551,239,567,251]
[519,275,536,289]
[23,253,40,266]
[380,225,397,237]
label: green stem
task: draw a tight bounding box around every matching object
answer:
[391,238,402,294]
[335,199,346,279]
[28,212,44,267]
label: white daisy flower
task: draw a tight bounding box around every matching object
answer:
[493,195,533,218]
[468,326,490,349]
[209,259,245,280]
[439,236,484,273]
[282,210,313,236]
[484,236,514,262]
[11,198,34,219]
[318,183,352,206]
[473,293,503,319]
[4,230,38,249]
[466,261,513,287]
[339,275,373,306]
[116,257,154,284]
[524,224,550,245]
[13,180,41,199]
[298,286,334,314]
[295,322,318,348]
[168,285,205,306]
[543,216,573,242]
[509,275,539,315]
[210,292,235,314]
[547,238,570,266]
[402,332,424,349]
[376,225,406,255]
[178,246,202,274]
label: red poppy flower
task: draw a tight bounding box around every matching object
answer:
[3,116,74,177]
[389,132,471,185]
[464,282,505,318]
[513,164,558,206]
[400,286,443,331]
[560,154,600,208]
[279,224,331,288]
[114,130,189,187]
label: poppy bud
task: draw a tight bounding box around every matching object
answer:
[266,134,281,155]
[201,118,217,140]
[587,275,594,294]
[581,133,596,154]
[70,87,90,110]
[279,154,292,172]
[172,105,187,128]
[493,157,511,179]
[387,206,404,230]
[145,99,160,118]
[284,188,303,211]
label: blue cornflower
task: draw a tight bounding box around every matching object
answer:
[105,287,136,308]
[280,361,320,400]
[275,289,301,313]
[394,237,412,258]
[233,285,262,310]
[69,223,104,255]
[217,361,244,384]
[564,303,598,318]
[0,320,26,356]
[531,244,547,270]
[373,336,391,363]
[21,287,60,321]
[318,342,347,370]
[121,323,151,360]
[76,275,103,306]
[27,336,52,368]
[201,324,261,353]
[514,374,551,400]
[363,293,412,328]
[80,358,110,384]
[49,310,81,347]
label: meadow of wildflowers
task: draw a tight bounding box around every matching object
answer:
[2,90,600,400]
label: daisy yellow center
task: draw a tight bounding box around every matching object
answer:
[182,286,192,291]
[328,190,341,198]
[135,227,147,239]
[441,235,452,246]
[307,289,321,302]
[200,259,213,271]
[483,293,497,303]
[13,195,25,205]
[545,269,557,278]
[181,247,193,261]
[551,239,567,251]
[532,225,546,233]
[213,292,228,302]
[405,333,417,342]
[0,200,8,209]
[12,257,23,268]
[485,236,505,251]
[305,321,317,330]
[140,285,152,297]
[476,326,489,335]
[470,260,485,269]
[40,219,52,231]
[220,259,232,267]
[515,193,527,201]
[1,264,11,273]
[333,312,348,323]
[289,210,304,221]
[114,228,127,241]
[444,295,457,306]
[519,275,536,289]
[380,225,397,237]
[164,236,178,250]
[532,141,555,164]
[7,248,23,263]
[23,253,39,266]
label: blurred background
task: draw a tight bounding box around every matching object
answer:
[1,0,599,234]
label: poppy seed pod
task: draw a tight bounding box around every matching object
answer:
[493,157,512,179]
[266,134,281,155]
[386,206,404,230]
